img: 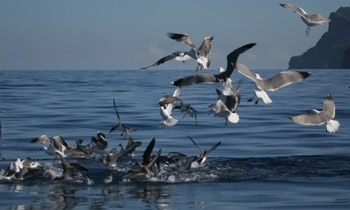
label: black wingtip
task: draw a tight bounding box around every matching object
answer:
[171,79,182,87]
[298,71,311,79]
[325,94,333,100]
[280,3,287,8]
[215,89,222,96]
[247,42,257,48]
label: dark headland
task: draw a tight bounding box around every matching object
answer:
[288,7,350,69]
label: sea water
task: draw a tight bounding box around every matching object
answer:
[0,69,349,209]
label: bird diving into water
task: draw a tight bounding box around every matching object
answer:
[109,99,134,138]
[280,3,330,37]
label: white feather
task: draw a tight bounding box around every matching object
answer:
[326,120,340,133]
[228,112,239,123]
[196,56,209,69]
[255,88,272,104]
[219,67,225,73]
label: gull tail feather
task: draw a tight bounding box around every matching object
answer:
[228,112,239,123]
[255,89,272,104]
[162,118,178,126]
[326,120,340,133]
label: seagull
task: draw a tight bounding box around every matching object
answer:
[30,134,51,144]
[102,147,127,168]
[89,131,108,154]
[123,138,161,180]
[47,136,71,157]
[56,152,88,180]
[171,43,256,87]
[236,63,310,104]
[160,87,181,126]
[210,79,241,126]
[110,98,133,138]
[209,100,239,127]
[119,137,142,156]
[187,136,221,165]
[64,139,93,157]
[173,101,198,126]
[217,78,241,114]
[289,94,340,133]
[280,3,330,37]
[5,158,42,180]
[142,33,213,70]
[159,92,181,108]
[167,32,214,70]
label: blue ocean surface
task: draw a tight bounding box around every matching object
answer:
[0,69,349,209]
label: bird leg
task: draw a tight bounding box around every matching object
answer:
[247,93,256,102]
[196,64,203,71]
[255,99,259,105]
[224,120,229,128]
[306,26,310,37]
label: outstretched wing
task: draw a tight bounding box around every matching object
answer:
[172,73,217,87]
[216,43,256,81]
[204,141,221,156]
[143,137,155,165]
[264,71,310,91]
[196,36,214,57]
[280,3,307,16]
[113,98,121,121]
[141,53,179,69]
[167,32,195,48]
[236,63,258,83]
[187,136,202,155]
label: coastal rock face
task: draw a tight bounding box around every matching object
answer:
[288,7,350,69]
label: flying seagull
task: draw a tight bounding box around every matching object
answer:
[236,63,310,104]
[171,43,256,87]
[289,94,340,133]
[173,101,198,126]
[109,99,133,138]
[280,3,330,37]
[209,78,241,127]
[167,32,214,70]
[160,87,181,126]
[142,33,214,70]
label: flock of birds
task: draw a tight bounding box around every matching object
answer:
[1,131,221,183]
[0,3,340,183]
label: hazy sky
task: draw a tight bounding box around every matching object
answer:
[0,0,348,70]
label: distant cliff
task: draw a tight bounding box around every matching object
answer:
[288,7,350,69]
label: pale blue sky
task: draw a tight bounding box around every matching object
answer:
[0,0,348,70]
